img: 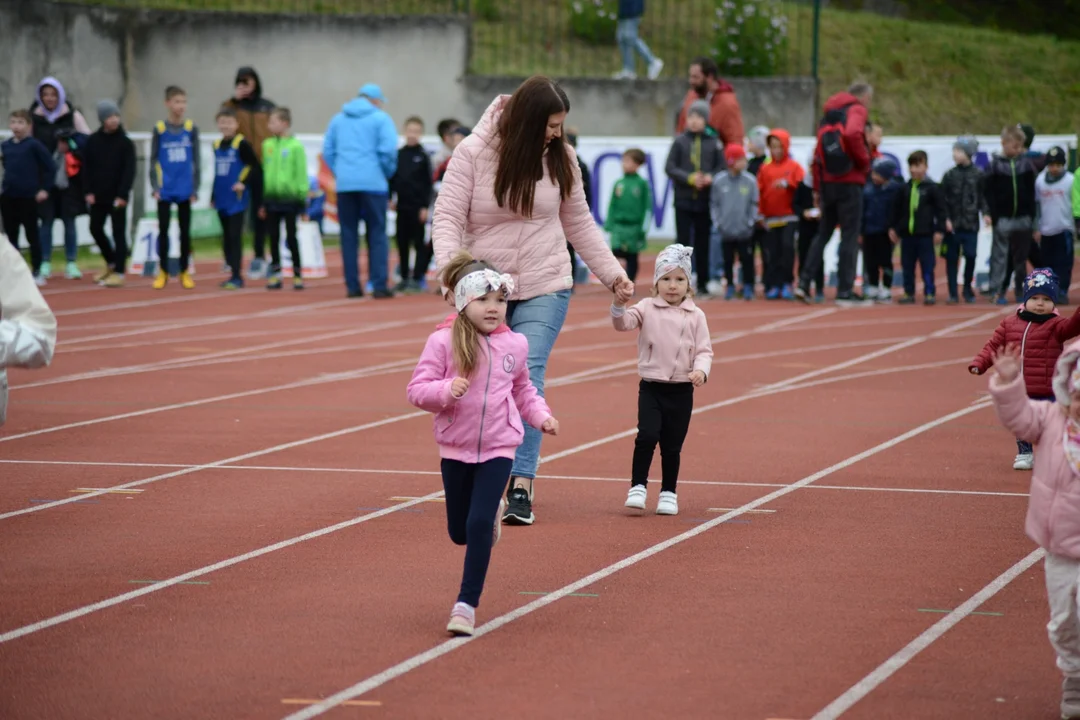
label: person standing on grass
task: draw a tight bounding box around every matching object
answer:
[210,108,257,291]
[1,109,55,286]
[150,86,199,291]
[613,244,712,516]
[795,82,873,306]
[612,0,664,81]
[986,337,1080,720]
[433,76,634,527]
[261,107,309,291]
[83,100,136,289]
[390,116,434,293]
[323,83,398,299]
[674,57,744,149]
[407,251,559,637]
[0,233,57,427]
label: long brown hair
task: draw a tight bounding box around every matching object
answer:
[493,76,574,218]
[441,251,502,378]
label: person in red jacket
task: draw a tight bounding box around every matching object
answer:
[674,57,745,149]
[795,82,873,306]
[756,129,805,300]
[971,268,1080,470]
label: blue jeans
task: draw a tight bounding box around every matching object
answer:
[901,234,936,297]
[1041,231,1074,301]
[709,229,725,280]
[616,17,657,73]
[38,198,77,263]
[337,191,390,293]
[505,289,571,480]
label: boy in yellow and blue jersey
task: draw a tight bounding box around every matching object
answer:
[150,86,200,289]
[210,107,257,290]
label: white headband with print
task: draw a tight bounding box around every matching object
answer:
[654,243,694,286]
[455,269,515,312]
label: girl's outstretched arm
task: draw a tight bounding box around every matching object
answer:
[1055,303,1080,342]
[988,343,1050,443]
[406,333,458,412]
[511,353,553,430]
[611,299,644,332]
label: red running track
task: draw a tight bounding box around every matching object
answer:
[0,255,1062,719]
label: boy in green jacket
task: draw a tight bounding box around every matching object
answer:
[261,107,309,290]
[604,148,652,282]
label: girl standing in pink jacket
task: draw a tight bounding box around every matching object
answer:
[407,251,560,637]
[990,338,1080,719]
[433,76,634,528]
[613,244,713,515]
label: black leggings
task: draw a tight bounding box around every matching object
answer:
[89,203,128,273]
[797,220,824,293]
[442,457,513,608]
[267,209,301,275]
[632,380,694,493]
[1,196,42,274]
[218,211,245,281]
[723,240,754,289]
[862,232,893,289]
[675,208,712,293]
[762,223,796,291]
[157,200,191,273]
[396,206,426,281]
[613,248,640,282]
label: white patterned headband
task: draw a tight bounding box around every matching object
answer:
[454,268,515,312]
[654,243,694,286]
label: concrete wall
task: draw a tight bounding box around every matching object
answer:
[0,1,815,138]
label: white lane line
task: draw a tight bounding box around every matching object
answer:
[808,547,1045,720]
[0,490,446,645]
[279,400,996,719]
[0,461,1026,498]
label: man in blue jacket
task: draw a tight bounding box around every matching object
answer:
[323,83,398,298]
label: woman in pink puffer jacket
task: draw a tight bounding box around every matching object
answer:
[433,76,634,527]
[989,338,1080,719]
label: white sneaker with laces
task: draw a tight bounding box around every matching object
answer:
[647,58,665,80]
[656,491,679,516]
[706,279,724,296]
[625,485,647,511]
[1013,453,1034,470]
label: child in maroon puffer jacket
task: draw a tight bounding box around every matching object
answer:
[971,268,1080,470]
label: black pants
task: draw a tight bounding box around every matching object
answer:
[613,248,639,282]
[797,219,824,293]
[723,240,754,289]
[763,223,796,291]
[248,170,268,261]
[942,231,977,299]
[862,232,893,290]
[631,380,694,493]
[157,200,192,273]
[89,203,128,273]
[801,183,862,295]
[675,208,711,292]
[901,234,936,297]
[396,206,426,281]
[1041,231,1074,301]
[1,196,42,274]
[267,209,301,275]
[1007,229,1036,299]
[218,211,245,282]
[441,457,512,608]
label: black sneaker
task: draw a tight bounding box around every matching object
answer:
[347,289,364,299]
[503,487,534,526]
[793,285,811,304]
[373,288,395,299]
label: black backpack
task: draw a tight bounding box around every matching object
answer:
[817,103,855,176]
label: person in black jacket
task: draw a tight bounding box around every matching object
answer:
[1,109,56,282]
[890,150,946,305]
[82,101,136,287]
[792,153,824,302]
[940,135,988,304]
[390,116,434,293]
[666,100,725,295]
[984,125,1039,304]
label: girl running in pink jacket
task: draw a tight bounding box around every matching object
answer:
[612,244,713,516]
[407,251,559,637]
[990,338,1080,720]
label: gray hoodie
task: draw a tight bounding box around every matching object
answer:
[710,171,759,242]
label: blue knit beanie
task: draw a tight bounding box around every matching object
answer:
[1023,268,1059,304]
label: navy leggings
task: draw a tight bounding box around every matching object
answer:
[442,457,512,607]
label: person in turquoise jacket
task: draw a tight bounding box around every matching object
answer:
[323,83,398,298]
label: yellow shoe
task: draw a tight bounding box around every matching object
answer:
[152,270,168,290]
[103,273,125,288]
[179,271,196,290]
[93,269,113,283]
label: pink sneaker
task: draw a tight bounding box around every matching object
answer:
[493,498,505,546]
[446,602,475,637]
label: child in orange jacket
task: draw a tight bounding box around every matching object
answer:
[757,129,805,300]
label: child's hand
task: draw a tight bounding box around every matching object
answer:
[450,377,470,398]
[190,194,198,204]
[946,219,954,233]
[258,207,267,220]
[35,190,48,203]
[153,191,161,201]
[232,182,245,193]
[420,208,429,224]
[1034,231,1042,243]
[689,370,706,387]
[991,343,1022,383]
[114,198,127,208]
[614,276,635,304]
[888,229,899,245]
[984,216,993,227]
[969,366,981,375]
[209,199,215,209]
[85,193,95,206]
[542,417,559,436]
[933,232,944,244]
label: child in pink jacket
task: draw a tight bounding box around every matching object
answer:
[990,338,1080,720]
[612,243,713,516]
[407,251,559,637]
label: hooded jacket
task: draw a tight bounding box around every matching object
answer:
[30,77,91,154]
[666,130,726,212]
[431,95,625,301]
[971,305,1080,397]
[675,81,745,149]
[940,162,988,233]
[407,317,553,464]
[612,296,713,384]
[989,337,1080,559]
[0,238,57,426]
[756,129,804,220]
[812,92,870,189]
[322,96,398,194]
[222,67,276,163]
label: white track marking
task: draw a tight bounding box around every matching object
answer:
[0,459,1025,498]
[0,490,445,644]
[279,400,995,719]
[809,547,1045,720]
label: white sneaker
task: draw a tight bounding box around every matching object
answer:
[863,285,879,300]
[647,58,665,80]
[612,69,637,80]
[34,275,47,287]
[656,491,679,516]
[1013,453,1034,471]
[625,485,647,511]
[877,287,893,304]
[706,279,724,296]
